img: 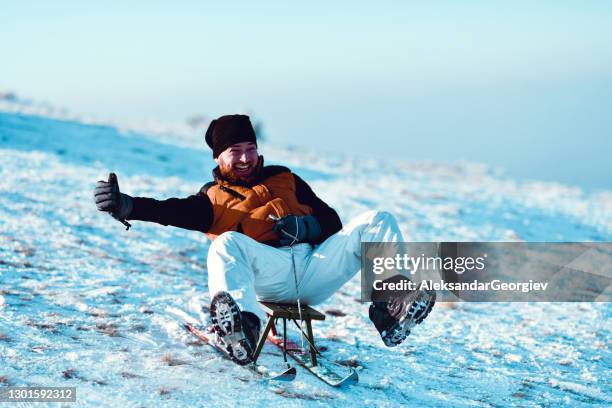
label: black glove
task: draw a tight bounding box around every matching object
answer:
[272,215,321,246]
[94,173,133,221]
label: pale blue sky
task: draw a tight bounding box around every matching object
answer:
[2,1,611,189]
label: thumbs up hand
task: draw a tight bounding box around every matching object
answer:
[94,172,133,220]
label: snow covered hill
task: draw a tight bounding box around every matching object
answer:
[0,109,610,407]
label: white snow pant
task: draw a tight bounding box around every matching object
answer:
[207,210,403,321]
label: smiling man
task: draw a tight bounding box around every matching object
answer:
[93,114,435,365]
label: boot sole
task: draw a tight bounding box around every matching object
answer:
[210,292,254,365]
[382,289,436,347]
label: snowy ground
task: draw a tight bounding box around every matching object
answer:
[0,109,611,407]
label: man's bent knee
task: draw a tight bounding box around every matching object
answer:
[209,231,245,253]
[361,210,396,226]
[207,231,247,278]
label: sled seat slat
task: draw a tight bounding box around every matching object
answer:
[258,302,326,321]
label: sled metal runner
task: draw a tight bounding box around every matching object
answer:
[183,322,296,382]
[253,302,359,387]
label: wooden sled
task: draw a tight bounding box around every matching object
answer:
[252,301,358,387]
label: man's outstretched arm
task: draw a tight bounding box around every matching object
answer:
[128,194,213,233]
[94,173,213,233]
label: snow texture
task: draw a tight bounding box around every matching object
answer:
[0,107,611,407]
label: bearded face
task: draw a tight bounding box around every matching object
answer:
[215,142,261,185]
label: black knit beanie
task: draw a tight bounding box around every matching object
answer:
[205,114,257,158]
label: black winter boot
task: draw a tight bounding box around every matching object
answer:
[369,284,436,347]
[210,291,261,365]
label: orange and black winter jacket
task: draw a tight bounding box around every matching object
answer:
[127,165,342,246]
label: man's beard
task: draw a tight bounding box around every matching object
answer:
[217,157,262,186]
